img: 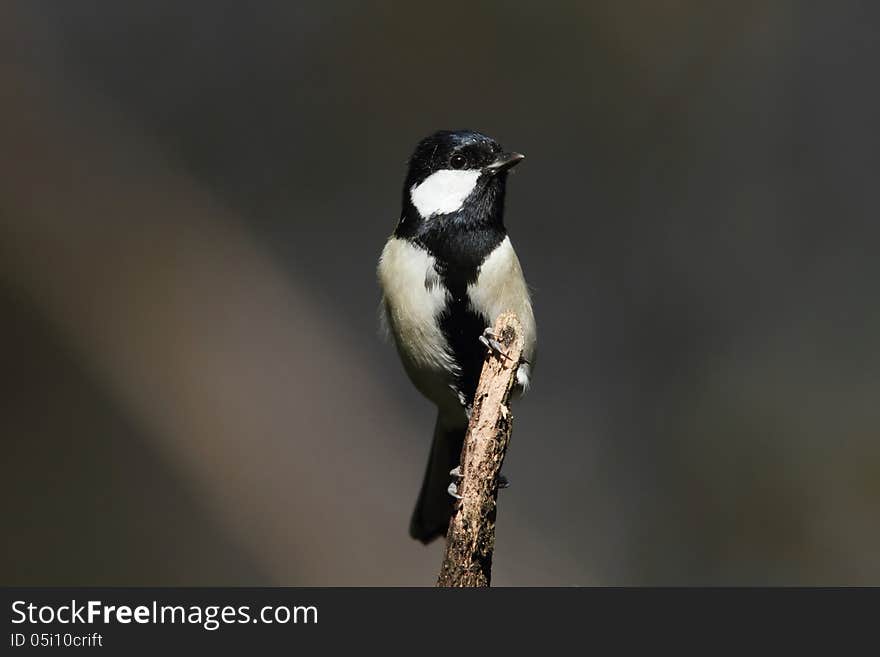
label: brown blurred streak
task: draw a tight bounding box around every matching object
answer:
[0,4,435,585]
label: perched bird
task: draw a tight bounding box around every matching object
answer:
[377,129,536,543]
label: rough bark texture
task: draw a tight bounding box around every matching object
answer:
[436,312,525,587]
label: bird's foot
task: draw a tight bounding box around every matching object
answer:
[449,465,509,496]
[447,465,464,499]
[447,482,462,499]
[479,327,514,362]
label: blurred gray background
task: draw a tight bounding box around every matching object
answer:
[2,1,878,585]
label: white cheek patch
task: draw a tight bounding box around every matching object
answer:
[410,169,481,218]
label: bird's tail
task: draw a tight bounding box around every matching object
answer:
[409,412,466,544]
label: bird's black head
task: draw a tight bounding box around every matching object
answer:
[395,130,524,240]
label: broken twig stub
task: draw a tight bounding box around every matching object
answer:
[436,311,525,587]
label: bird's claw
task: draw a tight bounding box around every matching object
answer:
[450,469,508,497]
[478,334,505,355]
[479,327,514,361]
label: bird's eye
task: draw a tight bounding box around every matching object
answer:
[449,154,467,170]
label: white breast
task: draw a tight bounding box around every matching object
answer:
[467,236,537,386]
[378,237,457,376]
[409,169,481,218]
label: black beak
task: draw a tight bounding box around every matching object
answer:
[484,151,525,175]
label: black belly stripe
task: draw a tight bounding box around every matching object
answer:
[398,197,508,406]
[422,226,506,406]
[438,284,489,406]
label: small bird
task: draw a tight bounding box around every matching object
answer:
[378,129,536,543]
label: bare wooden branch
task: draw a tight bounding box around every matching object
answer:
[436,311,525,587]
